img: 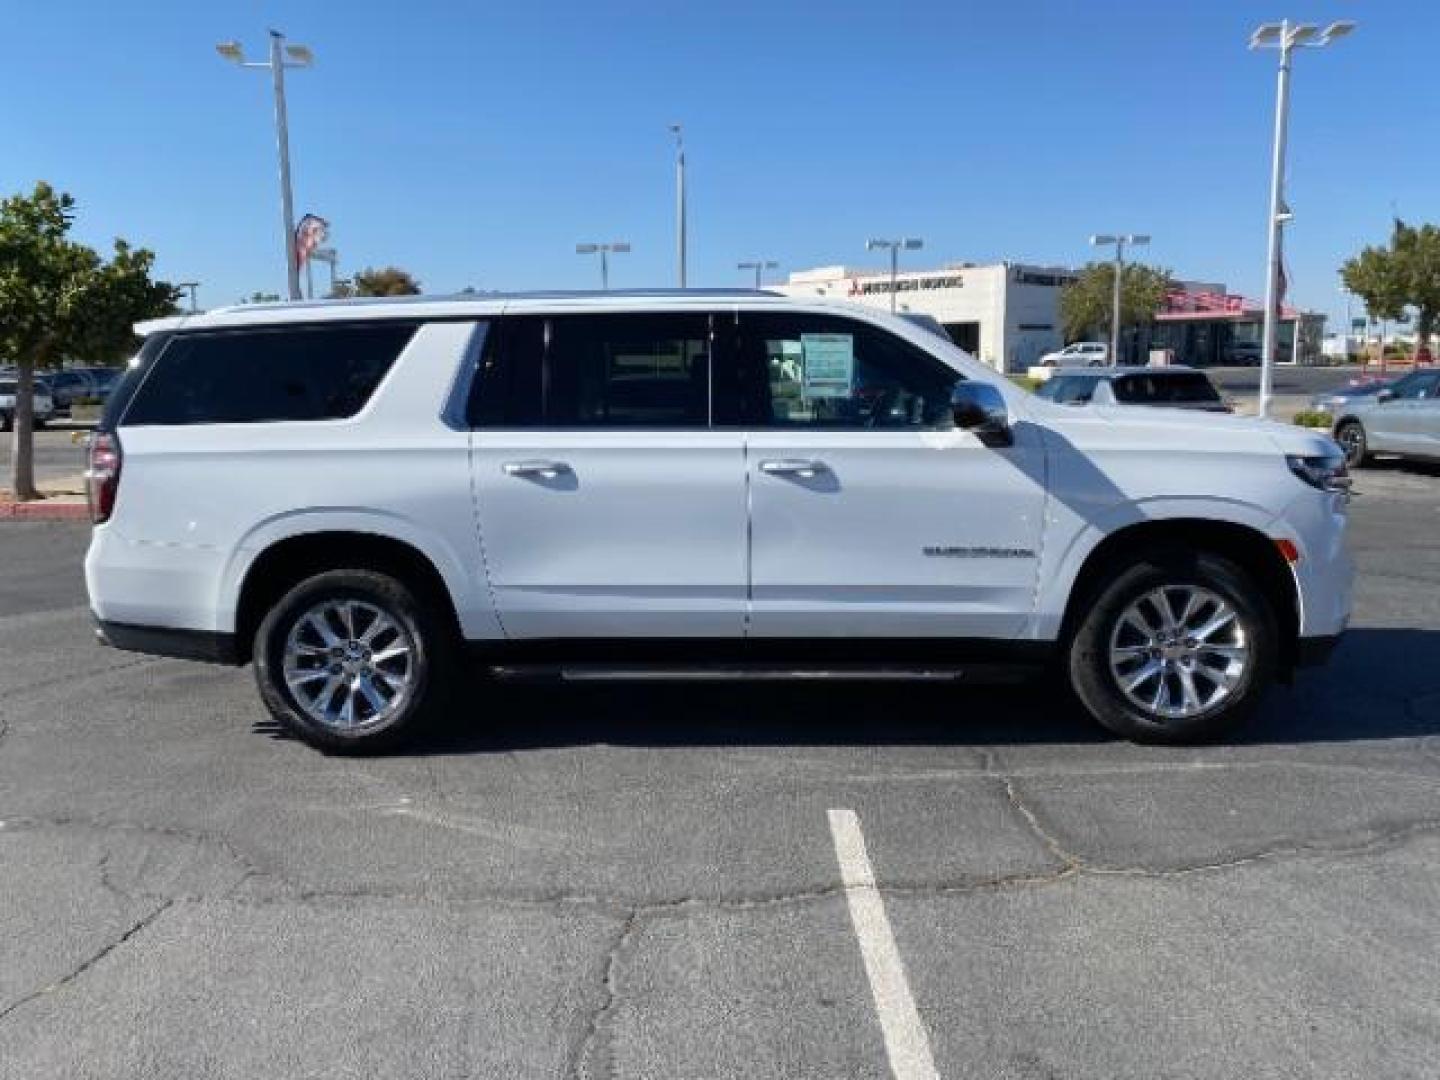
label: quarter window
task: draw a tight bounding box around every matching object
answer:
[741,314,960,430]
[121,323,417,426]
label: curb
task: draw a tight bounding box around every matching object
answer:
[0,500,90,521]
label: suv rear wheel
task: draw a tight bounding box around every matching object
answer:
[253,569,455,753]
[1067,550,1276,743]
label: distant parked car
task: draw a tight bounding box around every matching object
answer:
[1332,369,1440,467]
[78,367,122,400]
[1311,376,1397,416]
[1033,366,1231,412]
[37,370,98,416]
[1038,341,1109,367]
[0,377,55,431]
[1224,341,1263,366]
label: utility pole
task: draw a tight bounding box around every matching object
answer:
[1250,18,1354,414]
[576,242,631,290]
[737,260,779,290]
[865,238,923,313]
[670,124,687,288]
[1090,234,1149,364]
[217,31,316,301]
[177,281,200,313]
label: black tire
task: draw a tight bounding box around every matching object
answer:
[1335,420,1369,468]
[253,569,456,754]
[1067,549,1277,744]
[0,411,11,432]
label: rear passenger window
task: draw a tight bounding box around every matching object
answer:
[474,313,713,428]
[121,323,417,426]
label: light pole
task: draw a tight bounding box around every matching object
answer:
[576,242,631,290]
[177,281,200,314]
[1250,19,1354,416]
[217,30,315,301]
[865,238,923,313]
[669,124,687,289]
[1089,234,1149,364]
[737,260,779,290]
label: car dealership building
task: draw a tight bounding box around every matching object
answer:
[771,262,1074,373]
[773,263,1326,372]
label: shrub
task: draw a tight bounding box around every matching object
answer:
[1292,410,1332,429]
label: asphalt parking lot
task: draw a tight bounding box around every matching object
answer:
[1,465,1438,1079]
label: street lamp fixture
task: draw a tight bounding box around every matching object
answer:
[865,238,923,312]
[737,260,779,290]
[576,242,631,290]
[1089,233,1149,365]
[1249,17,1354,417]
[216,30,316,301]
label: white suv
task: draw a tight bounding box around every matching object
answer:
[1039,341,1110,367]
[85,292,1352,752]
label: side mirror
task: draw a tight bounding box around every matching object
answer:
[951,382,1012,447]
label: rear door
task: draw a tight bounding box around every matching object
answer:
[469,309,748,638]
[740,311,1047,639]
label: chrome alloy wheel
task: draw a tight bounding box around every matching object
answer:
[282,600,416,732]
[1336,422,1366,467]
[1107,586,1249,722]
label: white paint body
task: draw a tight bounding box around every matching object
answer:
[85,293,1352,651]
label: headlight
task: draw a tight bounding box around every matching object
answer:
[1287,452,1351,493]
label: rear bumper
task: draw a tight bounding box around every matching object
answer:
[94,617,240,665]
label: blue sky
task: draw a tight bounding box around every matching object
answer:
[2,0,1427,328]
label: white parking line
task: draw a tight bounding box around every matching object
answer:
[827,807,940,1080]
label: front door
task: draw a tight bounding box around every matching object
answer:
[470,310,747,639]
[740,311,1047,639]
[1383,371,1440,456]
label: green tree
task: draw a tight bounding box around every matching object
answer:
[1342,219,1440,350]
[0,183,176,500]
[1060,262,1173,344]
[353,266,421,297]
[241,291,282,304]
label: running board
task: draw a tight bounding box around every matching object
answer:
[487,663,1036,685]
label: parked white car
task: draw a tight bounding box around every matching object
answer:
[1038,341,1110,367]
[0,377,56,431]
[85,292,1352,752]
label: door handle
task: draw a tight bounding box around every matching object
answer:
[502,460,571,479]
[758,458,828,478]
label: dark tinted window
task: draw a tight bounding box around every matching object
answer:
[474,313,715,428]
[740,313,959,430]
[1038,376,1098,403]
[1112,372,1221,404]
[122,323,417,426]
[1393,372,1440,400]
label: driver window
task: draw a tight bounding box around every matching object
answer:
[746,314,959,430]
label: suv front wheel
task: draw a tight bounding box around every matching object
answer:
[1067,551,1276,743]
[253,569,455,753]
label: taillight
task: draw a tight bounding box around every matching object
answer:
[86,431,122,524]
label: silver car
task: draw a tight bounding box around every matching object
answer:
[1332,369,1440,467]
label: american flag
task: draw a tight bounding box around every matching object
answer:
[294,214,329,267]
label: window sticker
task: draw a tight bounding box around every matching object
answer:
[800,333,854,400]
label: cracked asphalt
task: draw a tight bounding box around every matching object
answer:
[1,463,1438,1079]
